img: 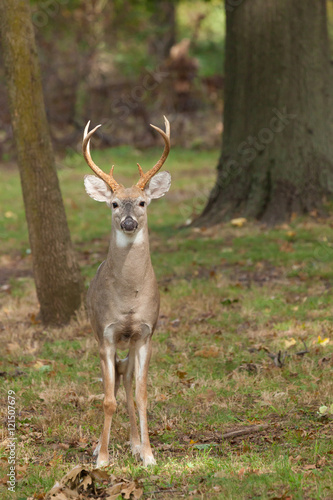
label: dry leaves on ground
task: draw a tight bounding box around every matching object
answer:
[45,465,143,499]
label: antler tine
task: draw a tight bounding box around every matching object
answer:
[82,121,121,192]
[136,116,170,190]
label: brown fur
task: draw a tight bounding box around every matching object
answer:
[87,186,160,467]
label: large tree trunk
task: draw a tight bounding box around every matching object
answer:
[197,0,333,226]
[0,0,83,324]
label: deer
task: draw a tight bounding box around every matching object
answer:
[82,116,171,467]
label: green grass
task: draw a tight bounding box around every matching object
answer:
[0,146,333,499]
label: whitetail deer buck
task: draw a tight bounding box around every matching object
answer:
[82,116,171,467]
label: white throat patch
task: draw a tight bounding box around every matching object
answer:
[116,228,145,248]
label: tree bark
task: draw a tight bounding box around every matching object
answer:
[0,0,83,324]
[197,0,333,226]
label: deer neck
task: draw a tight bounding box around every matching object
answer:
[107,225,152,279]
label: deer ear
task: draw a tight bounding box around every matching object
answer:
[145,171,171,200]
[84,175,112,203]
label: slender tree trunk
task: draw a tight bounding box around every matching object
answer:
[197,0,333,226]
[0,0,83,324]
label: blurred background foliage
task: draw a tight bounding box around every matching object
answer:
[0,0,225,157]
[0,0,332,157]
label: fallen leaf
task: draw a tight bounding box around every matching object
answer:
[45,481,62,497]
[62,465,84,484]
[317,335,330,346]
[5,211,17,219]
[91,468,110,481]
[194,345,219,358]
[316,457,326,467]
[231,217,247,227]
[279,241,294,253]
[238,467,245,478]
[81,474,92,490]
[49,492,68,500]
[303,464,316,470]
[122,481,136,499]
[155,393,167,402]
[196,389,216,402]
[318,356,331,366]
[30,313,41,325]
[33,359,54,371]
[105,482,124,496]
[284,338,297,349]
[17,463,29,475]
[132,487,143,499]
[88,393,104,403]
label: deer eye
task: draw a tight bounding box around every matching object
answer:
[112,202,119,209]
[139,201,145,207]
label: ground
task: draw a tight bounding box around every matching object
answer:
[0,147,332,499]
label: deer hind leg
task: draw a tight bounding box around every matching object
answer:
[121,346,141,456]
[135,337,156,466]
[95,341,117,467]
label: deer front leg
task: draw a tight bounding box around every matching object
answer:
[123,346,141,456]
[135,337,156,466]
[95,341,117,467]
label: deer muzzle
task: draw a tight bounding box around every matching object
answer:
[120,216,138,233]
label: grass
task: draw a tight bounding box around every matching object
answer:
[0,146,333,499]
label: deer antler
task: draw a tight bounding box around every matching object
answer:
[82,121,121,192]
[136,116,170,190]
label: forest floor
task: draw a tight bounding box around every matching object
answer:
[0,147,333,499]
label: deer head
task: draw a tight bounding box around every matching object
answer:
[83,117,171,235]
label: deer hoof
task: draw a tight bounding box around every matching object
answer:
[93,442,101,457]
[96,452,109,468]
[96,457,109,468]
[143,455,156,467]
[131,444,141,457]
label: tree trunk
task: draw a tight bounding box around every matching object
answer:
[0,0,83,324]
[197,0,333,226]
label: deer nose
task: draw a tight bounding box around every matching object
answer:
[121,216,138,232]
